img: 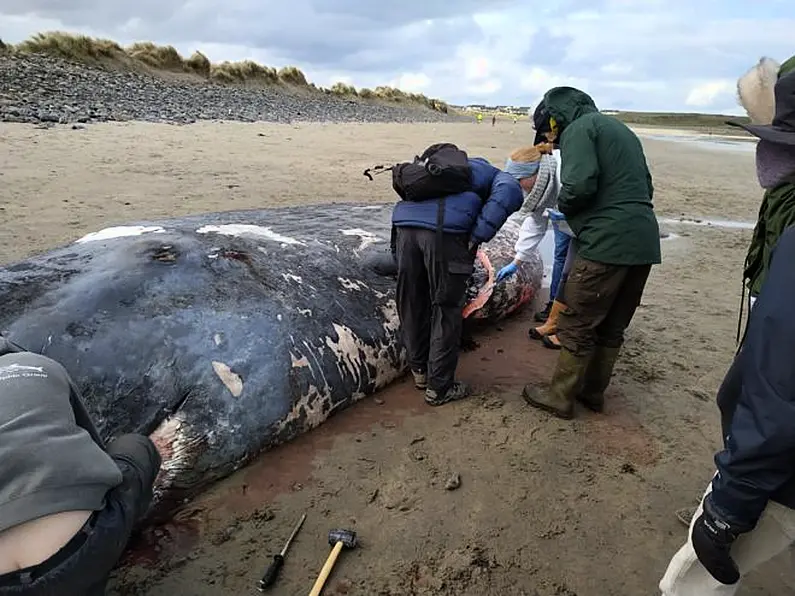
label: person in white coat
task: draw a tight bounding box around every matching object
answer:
[495,143,577,345]
[495,142,560,278]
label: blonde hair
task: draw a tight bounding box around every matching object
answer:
[508,142,554,163]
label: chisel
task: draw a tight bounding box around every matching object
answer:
[257,512,307,591]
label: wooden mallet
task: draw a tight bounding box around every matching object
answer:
[308,528,358,596]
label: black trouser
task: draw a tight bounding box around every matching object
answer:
[0,434,161,596]
[557,256,653,356]
[395,227,475,393]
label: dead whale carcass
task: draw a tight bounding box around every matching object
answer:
[0,203,541,521]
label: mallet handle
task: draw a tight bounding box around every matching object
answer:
[308,541,344,596]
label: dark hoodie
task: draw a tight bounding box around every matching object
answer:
[543,86,661,266]
[0,337,122,534]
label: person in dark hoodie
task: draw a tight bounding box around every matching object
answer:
[0,336,161,595]
[658,227,795,594]
[674,55,795,530]
[392,156,524,406]
[659,59,795,594]
[521,85,661,420]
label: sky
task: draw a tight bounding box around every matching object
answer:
[1,0,793,114]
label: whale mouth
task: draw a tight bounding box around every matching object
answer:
[462,249,495,319]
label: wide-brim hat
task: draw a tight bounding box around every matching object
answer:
[727,61,795,146]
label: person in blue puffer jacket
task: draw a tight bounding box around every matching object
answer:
[392,156,524,406]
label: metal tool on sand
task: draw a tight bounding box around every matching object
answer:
[307,528,358,596]
[258,512,307,591]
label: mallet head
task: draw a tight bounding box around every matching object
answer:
[328,529,357,549]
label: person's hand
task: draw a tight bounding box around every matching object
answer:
[691,499,741,585]
[496,261,519,283]
[546,209,566,222]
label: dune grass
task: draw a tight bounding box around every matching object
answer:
[6,30,449,113]
[610,110,751,135]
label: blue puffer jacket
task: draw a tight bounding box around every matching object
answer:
[391,157,524,245]
[709,224,795,531]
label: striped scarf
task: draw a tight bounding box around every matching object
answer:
[516,152,558,217]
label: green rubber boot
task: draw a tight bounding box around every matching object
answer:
[522,347,591,420]
[577,345,621,413]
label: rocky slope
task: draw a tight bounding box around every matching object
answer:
[0,52,462,126]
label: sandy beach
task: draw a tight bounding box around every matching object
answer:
[0,119,788,595]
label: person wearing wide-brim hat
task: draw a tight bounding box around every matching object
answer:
[668,56,795,528]
[728,58,795,334]
[659,55,795,595]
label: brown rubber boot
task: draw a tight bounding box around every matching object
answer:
[529,300,565,340]
[577,345,621,412]
[521,347,591,420]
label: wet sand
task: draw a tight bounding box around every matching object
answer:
[1,120,789,595]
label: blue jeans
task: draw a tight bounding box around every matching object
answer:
[550,228,571,301]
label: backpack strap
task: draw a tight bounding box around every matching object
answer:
[435,195,446,268]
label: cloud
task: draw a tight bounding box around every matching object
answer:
[686,80,736,108]
[1,0,793,112]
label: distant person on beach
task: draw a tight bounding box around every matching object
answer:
[520,86,660,420]
[659,60,795,595]
[0,336,161,595]
[391,150,523,407]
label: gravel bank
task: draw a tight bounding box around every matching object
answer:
[0,52,462,125]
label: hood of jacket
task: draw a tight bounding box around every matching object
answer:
[543,86,598,130]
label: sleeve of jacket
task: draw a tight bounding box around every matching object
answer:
[515,211,549,261]
[708,226,795,531]
[470,169,525,245]
[557,120,600,217]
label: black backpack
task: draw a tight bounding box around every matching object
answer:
[391,143,472,202]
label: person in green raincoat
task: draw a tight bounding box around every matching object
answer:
[521,85,661,420]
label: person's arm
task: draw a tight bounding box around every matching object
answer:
[556,121,600,217]
[688,228,795,586]
[469,164,525,245]
[514,211,549,262]
[708,227,795,531]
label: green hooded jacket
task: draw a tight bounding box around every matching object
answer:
[543,86,661,266]
[744,177,795,296]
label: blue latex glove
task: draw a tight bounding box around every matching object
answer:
[546,209,566,222]
[495,262,518,283]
